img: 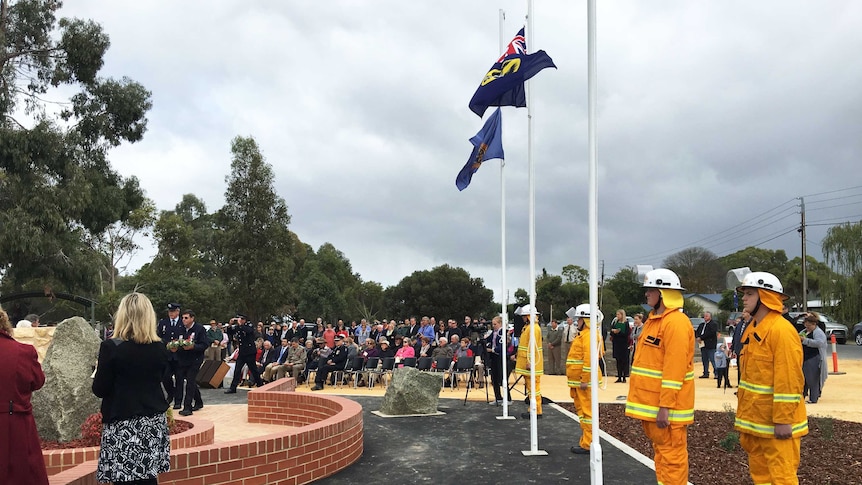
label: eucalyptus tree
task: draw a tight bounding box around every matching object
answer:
[0,0,151,294]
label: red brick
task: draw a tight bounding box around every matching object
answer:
[202,471,233,485]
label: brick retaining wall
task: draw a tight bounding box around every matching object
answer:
[50,378,364,485]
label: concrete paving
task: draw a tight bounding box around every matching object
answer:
[186,357,862,484]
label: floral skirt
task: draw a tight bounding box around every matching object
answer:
[97,413,170,483]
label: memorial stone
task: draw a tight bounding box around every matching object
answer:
[32,317,102,442]
[379,366,443,415]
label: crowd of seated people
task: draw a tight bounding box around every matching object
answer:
[217,314,511,390]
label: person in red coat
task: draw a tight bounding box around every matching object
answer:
[0,305,49,485]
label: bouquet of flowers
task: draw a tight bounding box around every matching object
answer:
[167,339,193,352]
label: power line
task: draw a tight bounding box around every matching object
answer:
[620,198,798,263]
[807,201,862,212]
[800,184,862,200]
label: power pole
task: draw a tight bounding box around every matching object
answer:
[799,197,808,312]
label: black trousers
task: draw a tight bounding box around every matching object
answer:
[178,359,203,410]
[488,353,504,401]
[162,359,182,406]
[229,353,263,390]
[615,356,629,378]
[315,363,340,386]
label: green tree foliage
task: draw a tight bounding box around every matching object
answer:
[383,264,495,318]
[353,280,384,322]
[132,194,231,320]
[0,0,151,295]
[604,266,643,307]
[783,256,833,308]
[718,247,789,280]
[663,247,725,293]
[296,243,360,322]
[822,222,862,322]
[561,264,588,284]
[215,136,293,320]
[683,298,705,318]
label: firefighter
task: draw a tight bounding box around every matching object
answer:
[515,304,543,419]
[625,268,695,485]
[566,304,605,455]
[735,271,807,484]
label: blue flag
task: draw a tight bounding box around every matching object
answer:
[456,108,504,191]
[468,50,557,117]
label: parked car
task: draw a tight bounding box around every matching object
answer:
[852,321,862,346]
[790,312,848,344]
[689,317,705,331]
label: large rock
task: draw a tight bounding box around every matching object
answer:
[32,317,102,442]
[379,366,443,415]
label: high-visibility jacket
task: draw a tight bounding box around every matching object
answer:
[625,307,695,424]
[566,325,604,387]
[515,320,543,375]
[735,311,809,439]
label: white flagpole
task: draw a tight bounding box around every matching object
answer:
[587,0,604,481]
[522,0,545,457]
[498,8,514,421]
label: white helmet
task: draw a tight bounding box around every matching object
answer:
[515,304,541,316]
[642,268,685,291]
[567,304,603,322]
[736,271,786,296]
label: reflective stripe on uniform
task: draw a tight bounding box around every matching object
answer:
[739,380,774,395]
[773,393,802,403]
[630,366,662,379]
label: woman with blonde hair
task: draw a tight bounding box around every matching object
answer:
[0,305,49,485]
[92,292,170,484]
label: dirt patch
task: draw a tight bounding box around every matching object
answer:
[558,402,862,485]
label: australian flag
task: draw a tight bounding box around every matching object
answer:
[468,28,556,117]
[456,107,504,191]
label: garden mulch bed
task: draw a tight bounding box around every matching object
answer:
[559,402,862,485]
[40,420,193,450]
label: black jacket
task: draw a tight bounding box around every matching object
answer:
[697,319,719,350]
[227,323,257,356]
[177,322,209,366]
[92,339,169,423]
[157,316,184,361]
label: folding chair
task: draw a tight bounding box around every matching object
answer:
[401,357,417,368]
[450,356,475,391]
[343,356,366,388]
[370,357,396,388]
[416,357,433,371]
[332,356,358,388]
[361,357,380,388]
[432,357,452,386]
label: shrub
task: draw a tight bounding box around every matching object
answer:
[719,431,739,452]
[816,416,835,441]
[80,412,103,447]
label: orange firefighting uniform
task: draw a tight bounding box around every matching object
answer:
[516,317,543,415]
[735,289,808,485]
[625,290,695,485]
[566,319,604,450]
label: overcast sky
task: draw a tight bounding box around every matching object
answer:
[61,1,862,301]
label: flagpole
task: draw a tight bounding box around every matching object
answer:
[587,0,604,481]
[522,0,545,457]
[497,8,514,422]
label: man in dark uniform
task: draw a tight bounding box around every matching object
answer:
[177,310,209,416]
[157,302,184,408]
[225,313,264,393]
[311,335,349,390]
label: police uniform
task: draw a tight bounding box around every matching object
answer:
[156,303,184,407]
[225,314,263,392]
[313,339,349,389]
